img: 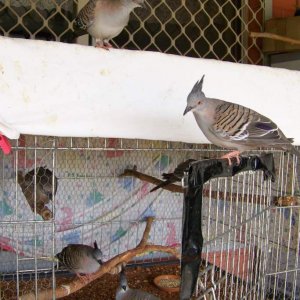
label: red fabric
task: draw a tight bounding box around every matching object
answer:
[0,134,11,155]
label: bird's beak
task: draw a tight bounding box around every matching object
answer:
[183,105,192,116]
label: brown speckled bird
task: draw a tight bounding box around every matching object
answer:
[17,166,57,220]
[56,241,103,283]
[74,0,145,49]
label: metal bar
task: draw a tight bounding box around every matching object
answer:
[11,146,284,153]
[15,140,20,299]
[266,268,300,276]
[34,136,38,300]
[51,137,56,300]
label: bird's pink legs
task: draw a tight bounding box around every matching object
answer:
[95,40,113,50]
[221,150,241,166]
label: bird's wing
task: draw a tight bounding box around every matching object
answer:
[74,0,99,30]
[212,102,290,145]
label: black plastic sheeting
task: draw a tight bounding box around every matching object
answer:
[180,153,275,300]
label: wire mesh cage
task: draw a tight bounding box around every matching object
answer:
[0,0,300,299]
[0,136,208,299]
[193,165,272,299]
[0,136,299,299]
[192,151,300,300]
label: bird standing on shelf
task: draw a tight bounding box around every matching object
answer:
[116,266,160,300]
[74,0,145,49]
[183,75,299,165]
[150,159,196,192]
[55,241,103,283]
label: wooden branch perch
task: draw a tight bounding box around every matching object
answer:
[119,168,183,193]
[119,167,270,205]
[20,217,179,300]
[250,32,300,46]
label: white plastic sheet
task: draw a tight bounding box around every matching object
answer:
[0,36,299,144]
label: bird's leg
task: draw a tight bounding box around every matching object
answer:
[75,273,92,284]
[103,39,113,49]
[95,39,111,50]
[221,150,241,166]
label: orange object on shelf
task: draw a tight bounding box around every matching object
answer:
[273,0,297,18]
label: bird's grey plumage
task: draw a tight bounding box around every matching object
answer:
[74,0,145,48]
[116,267,160,300]
[150,159,196,192]
[56,241,103,276]
[184,75,299,157]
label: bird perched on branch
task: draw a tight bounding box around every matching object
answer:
[116,266,160,300]
[73,0,145,49]
[55,241,103,283]
[183,75,299,165]
[150,159,196,192]
[17,166,57,220]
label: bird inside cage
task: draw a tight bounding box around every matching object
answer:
[17,166,58,220]
[116,266,160,300]
[55,241,103,283]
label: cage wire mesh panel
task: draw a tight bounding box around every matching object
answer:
[194,168,272,299]
[266,153,300,300]
[193,151,300,300]
[0,135,299,299]
[0,0,264,64]
[0,136,213,299]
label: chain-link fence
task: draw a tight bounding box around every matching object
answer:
[0,0,264,64]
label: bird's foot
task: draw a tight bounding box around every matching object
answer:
[221,151,241,166]
[95,40,113,50]
[104,40,113,48]
[76,273,92,284]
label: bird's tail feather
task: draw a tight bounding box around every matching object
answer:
[94,240,99,249]
[67,28,87,43]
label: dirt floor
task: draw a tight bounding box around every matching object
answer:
[0,264,181,299]
[61,264,180,300]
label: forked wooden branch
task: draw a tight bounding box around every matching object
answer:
[120,167,268,205]
[250,32,300,46]
[20,217,179,300]
[119,168,183,193]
